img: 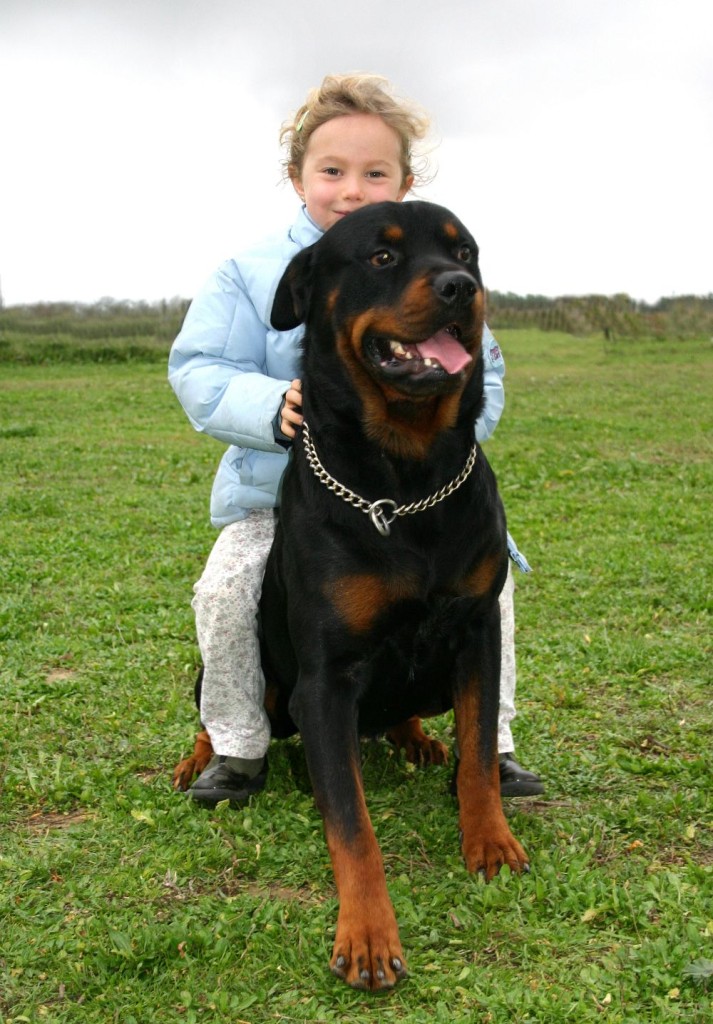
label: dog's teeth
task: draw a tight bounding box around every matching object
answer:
[390,341,407,357]
[404,350,415,359]
[424,358,436,367]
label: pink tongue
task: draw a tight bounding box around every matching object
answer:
[416,329,472,374]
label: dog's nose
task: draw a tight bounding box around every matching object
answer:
[433,271,477,305]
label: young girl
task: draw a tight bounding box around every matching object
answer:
[169,73,543,805]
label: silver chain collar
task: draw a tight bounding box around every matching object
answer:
[300,420,478,537]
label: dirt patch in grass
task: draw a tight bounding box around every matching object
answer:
[247,879,326,904]
[23,808,91,831]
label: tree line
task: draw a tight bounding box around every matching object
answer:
[1,293,711,365]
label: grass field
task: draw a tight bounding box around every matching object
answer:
[1,329,711,1023]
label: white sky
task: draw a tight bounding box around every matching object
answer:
[1,0,711,306]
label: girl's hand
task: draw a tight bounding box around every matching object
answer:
[280,378,303,438]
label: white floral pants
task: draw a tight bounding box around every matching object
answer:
[193,510,519,759]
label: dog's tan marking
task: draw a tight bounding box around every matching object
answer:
[325,573,418,634]
[455,552,501,598]
[326,287,340,315]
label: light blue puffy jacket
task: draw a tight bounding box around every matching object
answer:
[168,206,506,528]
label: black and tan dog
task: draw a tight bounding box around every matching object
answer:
[174,200,528,990]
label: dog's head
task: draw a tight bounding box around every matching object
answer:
[272,201,486,456]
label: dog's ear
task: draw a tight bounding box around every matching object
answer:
[271,244,317,331]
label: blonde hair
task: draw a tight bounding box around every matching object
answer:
[280,73,431,188]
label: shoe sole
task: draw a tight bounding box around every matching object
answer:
[188,778,266,808]
[500,783,545,798]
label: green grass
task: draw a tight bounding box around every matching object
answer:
[1,330,711,1023]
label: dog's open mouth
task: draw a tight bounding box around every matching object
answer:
[368,325,473,380]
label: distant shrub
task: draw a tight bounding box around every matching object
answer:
[0,298,190,363]
[1,293,711,365]
[486,291,713,340]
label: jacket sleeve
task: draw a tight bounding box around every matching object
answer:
[167,261,291,452]
[475,323,506,443]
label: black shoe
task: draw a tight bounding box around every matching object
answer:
[499,753,544,797]
[449,749,544,798]
[189,754,268,807]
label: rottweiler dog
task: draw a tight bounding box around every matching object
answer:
[174,200,528,990]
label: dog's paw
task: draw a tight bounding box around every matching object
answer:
[387,718,449,767]
[404,734,449,766]
[330,908,407,990]
[461,825,529,881]
[172,730,214,790]
[172,757,198,791]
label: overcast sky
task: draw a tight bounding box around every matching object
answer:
[1,0,711,306]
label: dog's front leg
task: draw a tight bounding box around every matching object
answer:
[290,684,407,991]
[453,615,529,880]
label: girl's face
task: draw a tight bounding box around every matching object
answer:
[291,113,413,231]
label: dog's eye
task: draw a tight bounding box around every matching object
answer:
[370,249,395,268]
[457,244,473,262]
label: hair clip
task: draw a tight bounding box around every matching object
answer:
[295,109,309,133]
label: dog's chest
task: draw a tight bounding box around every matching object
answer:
[353,591,482,733]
